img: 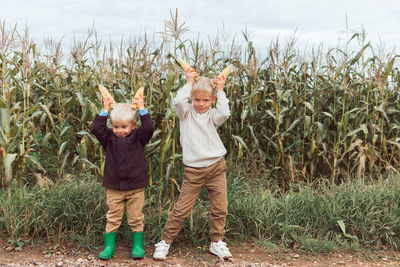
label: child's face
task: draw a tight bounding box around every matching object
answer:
[112,120,135,138]
[191,90,216,114]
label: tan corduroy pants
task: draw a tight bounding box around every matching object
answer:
[105,187,145,233]
[161,158,228,243]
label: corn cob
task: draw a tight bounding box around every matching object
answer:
[218,64,233,80]
[213,64,233,86]
[131,87,144,109]
[98,84,115,109]
[177,58,192,72]
[177,58,200,82]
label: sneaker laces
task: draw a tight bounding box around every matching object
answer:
[155,241,169,251]
[215,241,230,252]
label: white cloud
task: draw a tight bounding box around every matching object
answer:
[1,0,399,55]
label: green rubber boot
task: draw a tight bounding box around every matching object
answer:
[131,232,144,259]
[98,232,116,260]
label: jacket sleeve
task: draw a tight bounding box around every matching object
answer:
[212,90,230,126]
[91,115,110,148]
[137,113,155,145]
[173,83,192,121]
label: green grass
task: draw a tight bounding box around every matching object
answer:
[1,164,399,253]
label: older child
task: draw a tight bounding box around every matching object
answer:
[92,95,154,260]
[153,69,232,260]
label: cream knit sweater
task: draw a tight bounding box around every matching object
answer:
[174,84,230,168]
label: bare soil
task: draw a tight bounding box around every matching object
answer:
[1,238,400,266]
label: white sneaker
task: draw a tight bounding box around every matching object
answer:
[153,240,170,261]
[209,240,232,259]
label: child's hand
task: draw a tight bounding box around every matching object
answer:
[185,68,199,85]
[212,76,226,91]
[103,97,114,112]
[132,97,145,110]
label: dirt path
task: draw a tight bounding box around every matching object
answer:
[1,238,400,266]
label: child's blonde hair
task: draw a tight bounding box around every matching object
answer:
[110,103,135,123]
[191,77,214,96]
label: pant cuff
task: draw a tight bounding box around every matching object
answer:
[105,225,120,233]
[130,226,144,232]
[160,234,174,244]
[210,234,224,241]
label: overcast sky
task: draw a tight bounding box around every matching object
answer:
[1,0,400,55]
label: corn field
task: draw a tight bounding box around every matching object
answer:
[1,14,400,204]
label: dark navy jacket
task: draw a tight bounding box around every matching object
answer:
[91,114,154,190]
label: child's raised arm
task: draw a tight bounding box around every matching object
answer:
[103,97,114,113]
[92,97,113,148]
[132,96,145,111]
[185,67,199,85]
[174,68,199,120]
[212,76,226,92]
[211,76,230,126]
[133,94,155,146]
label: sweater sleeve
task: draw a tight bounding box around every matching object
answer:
[91,115,110,148]
[136,113,155,145]
[173,84,192,120]
[212,90,230,126]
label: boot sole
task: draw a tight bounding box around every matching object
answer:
[98,253,114,260]
[98,256,113,260]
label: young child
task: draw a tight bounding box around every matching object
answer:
[91,94,154,260]
[153,68,232,260]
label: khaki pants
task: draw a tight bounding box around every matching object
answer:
[105,187,145,233]
[161,158,228,243]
